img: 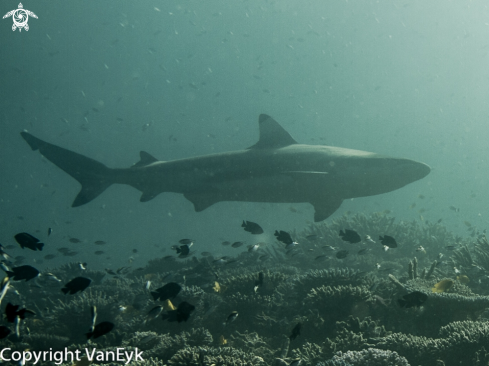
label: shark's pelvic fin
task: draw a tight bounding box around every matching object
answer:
[247,114,298,149]
[132,151,158,168]
[183,192,221,212]
[311,197,343,222]
[20,132,114,207]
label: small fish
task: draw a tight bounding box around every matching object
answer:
[315,255,328,261]
[231,241,244,248]
[379,235,398,248]
[163,255,175,261]
[162,301,195,323]
[201,251,212,256]
[6,265,40,281]
[457,275,470,284]
[336,250,348,259]
[241,220,264,235]
[43,273,61,282]
[221,241,231,246]
[86,321,114,339]
[454,267,461,274]
[94,240,106,245]
[376,263,381,270]
[0,277,9,307]
[445,245,457,250]
[5,302,36,323]
[364,235,376,244]
[437,253,444,260]
[69,238,82,243]
[449,205,460,212]
[289,322,301,340]
[145,281,151,290]
[47,228,53,236]
[79,262,87,270]
[212,281,222,293]
[174,244,192,257]
[248,244,260,252]
[94,251,104,255]
[357,248,368,255]
[162,299,177,311]
[147,305,163,319]
[254,272,264,291]
[432,279,454,293]
[398,291,428,308]
[339,229,361,244]
[90,305,97,332]
[62,277,92,294]
[416,246,426,254]
[219,335,227,345]
[224,311,238,325]
[44,254,57,260]
[151,282,182,301]
[274,230,295,245]
[132,249,138,253]
[14,233,44,251]
[179,239,193,245]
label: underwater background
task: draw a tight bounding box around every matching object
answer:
[2,1,489,365]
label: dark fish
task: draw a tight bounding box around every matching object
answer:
[274,230,294,245]
[62,277,92,294]
[163,255,175,261]
[357,248,368,255]
[231,241,244,248]
[105,269,116,275]
[5,303,36,323]
[44,254,56,260]
[254,272,264,290]
[14,233,44,251]
[315,255,328,261]
[224,311,238,325]
[6,265,40,281]
[47,228,53,236]
[151,282,181,301]
[132,249,138,253]
[174,244,191,257]
[162,301,195,323]
[221,241,230,246]
[339,229,361,244]
[201,251,212,256]
[336,250,349,259]
[379,235,398,248]
[69,238,82,243]
[445,245,457,250]
[86,321,114,339]
[241,220,264,235]
[449,206,460,212]
[94,240,106,245]
[179,239,193,245]
[94,251,104,255]
[57,248,70,253]
[4,245,15,250]
[398,291,427,308]
[0,326,11,339]
[63,251,78,256]
[147,305,163,319]
[289,322,301,340]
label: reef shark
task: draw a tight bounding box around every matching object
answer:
[20,114,430,221]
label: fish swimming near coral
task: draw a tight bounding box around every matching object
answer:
[86,321,114,339]
[432,279,454,293]
[339,229,361,244]
[14,233,44,251]
[5,265,40,282]
[20,114,430,222]
[241,220,264,234]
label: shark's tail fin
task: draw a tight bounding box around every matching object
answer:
[21,132,114,207]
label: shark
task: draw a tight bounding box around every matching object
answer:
[20,114,430,221]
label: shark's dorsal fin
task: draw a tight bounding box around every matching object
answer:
[247,114,298,149]
[132,151,158,168]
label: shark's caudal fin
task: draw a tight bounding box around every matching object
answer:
[21,132,114,207]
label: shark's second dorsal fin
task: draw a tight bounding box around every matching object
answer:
[132,151,158,168]
[247,114,298,149]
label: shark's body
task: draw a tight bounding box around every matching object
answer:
[20,114,430,221]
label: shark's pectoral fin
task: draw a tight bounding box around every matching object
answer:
[132,151,159,168]
[310,197,343,222]
[184,192,221,212]
[140,191,160,202]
